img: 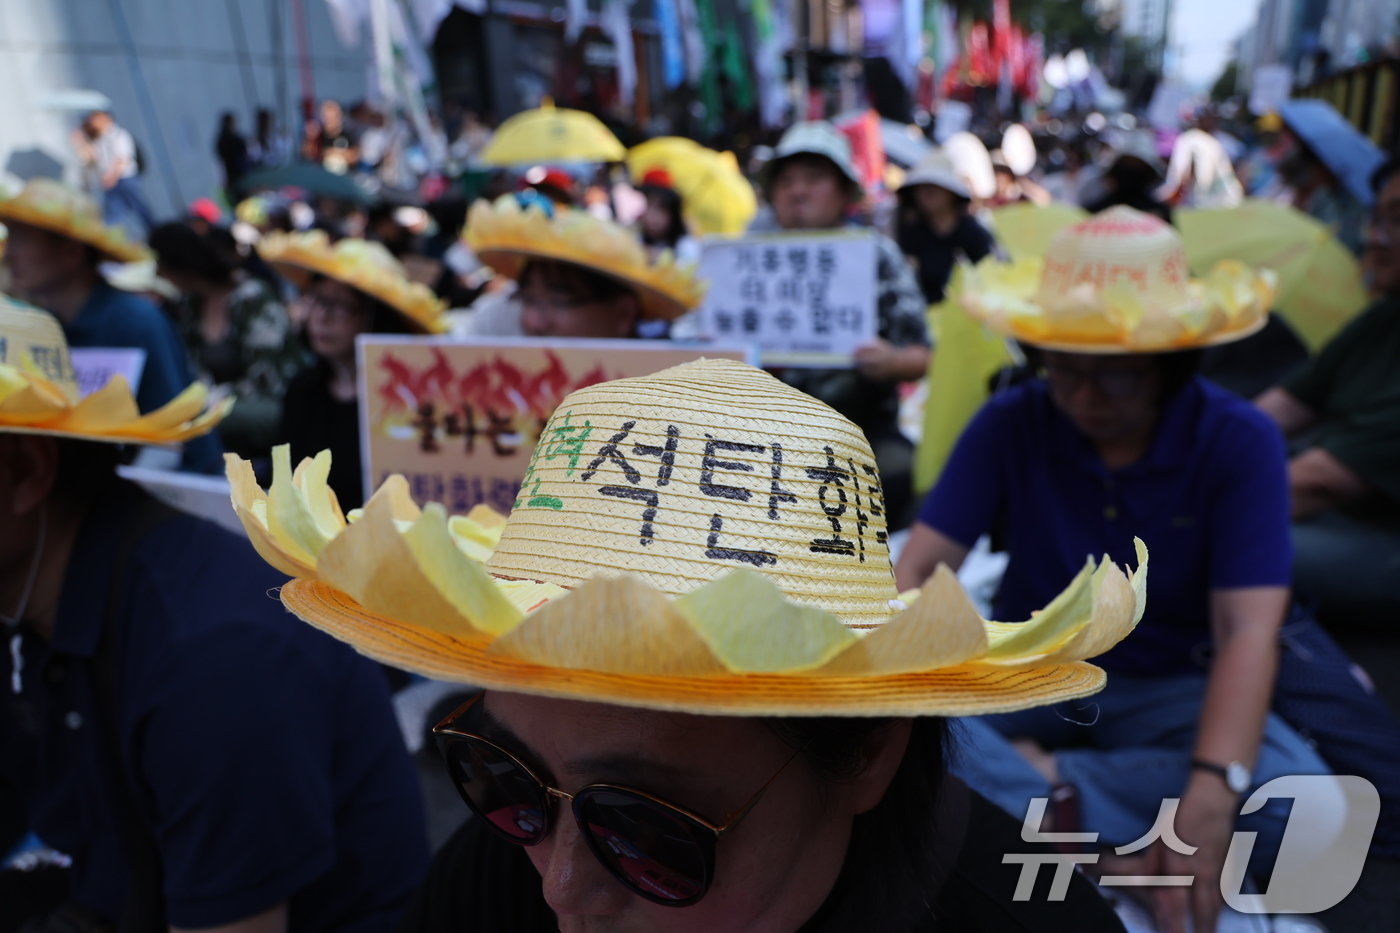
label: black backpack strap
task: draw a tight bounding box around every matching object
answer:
[90,496,182,933]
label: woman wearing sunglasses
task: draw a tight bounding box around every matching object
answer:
[223,359,1142,931]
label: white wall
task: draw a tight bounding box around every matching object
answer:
[0,0,374,219]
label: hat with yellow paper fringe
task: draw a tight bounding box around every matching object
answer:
[962,206,1276,353]
[258,231,448,334]
[0,178,150,264]
[463,196,705,321]
[225,359,1147,717]
[0,295,228,444]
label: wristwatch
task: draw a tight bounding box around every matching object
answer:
[1190,758,1251,794]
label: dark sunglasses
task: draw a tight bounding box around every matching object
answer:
[1041,364,1151,400]
[432,693,801,906]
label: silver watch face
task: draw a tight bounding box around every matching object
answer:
[1225,761,1251,794]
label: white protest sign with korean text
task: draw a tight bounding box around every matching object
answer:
[693,231,878,367]
[68,347,146,398]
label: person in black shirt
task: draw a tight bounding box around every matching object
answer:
[896,149,997,304]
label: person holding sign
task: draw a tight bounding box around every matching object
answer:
[750,121,930,526]
[459,194,705,340]
[222,358,1136,931]
[0,297,428,930]
[261,231,448,509]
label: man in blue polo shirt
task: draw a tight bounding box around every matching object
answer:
[0,179,221,474]
[0,300,428,930]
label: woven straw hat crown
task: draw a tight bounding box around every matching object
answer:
[0,178,150,263]
[0,298,80,392]
[489,358,897,626]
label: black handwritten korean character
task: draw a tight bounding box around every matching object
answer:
[740,307,761,335]
[699,434,778,567]
[774,307,798,333]
[740,277,766,303]
[836,306,865,334]
[735,249,758,273]
[449,475,472,513]
[816,246,837,276]
[410,472,446,506]
[580,421,679,544]
[713,310,736,335]
[805,448,885,562]
[786,248,809,276]
[776,277,801,302]
[761,246,781,273]
[811,305,833,335]
[485,410,518,457]
[413,402,440,453]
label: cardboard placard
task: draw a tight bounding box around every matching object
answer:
[692,231,879,367]
[358,337,753,513]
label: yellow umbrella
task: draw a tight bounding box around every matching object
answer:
[627,136,708,180]
[988,202,1086,261]
[678,150,757,237]
[478,100,626,167]
[1177,200,1367,351]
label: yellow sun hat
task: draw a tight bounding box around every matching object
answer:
[258,230,448,334]
[225,358,1147,717]
[0,178,151,264]
[0,295,229,444]
[963,206,1277,353]
[462,195,705,321]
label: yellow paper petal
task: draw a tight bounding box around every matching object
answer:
[983,558,1096,661]
[264,446,323,570]
[123,382,209,433]
[1130,537,1149,625]
[490,575,727,676]
[224,454,315,578]
[819,565,989,676]
[59,376,141,431]
[676,569,857,673]
[317,485,483,640]
[447,507,507,564]
[403,503,522,636]
[290,449,347,540]
[1035,558,1137,665]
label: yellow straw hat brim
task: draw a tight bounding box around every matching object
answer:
[0,372,231,445]
[0,201,151,264]
[260,233,448,334]
[283,577,1109,717]
[464,197,705,322]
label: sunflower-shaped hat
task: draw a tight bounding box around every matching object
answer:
[0,179,150,264]
[963,206,1276,352]
[0,295,227,444]
[258,230,448,334]
[463,195,705,321]
[226,359,1147,717]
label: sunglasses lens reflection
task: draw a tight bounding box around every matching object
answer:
[574,789,710,905]
[448,738,549,843]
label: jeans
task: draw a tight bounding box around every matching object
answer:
[102,176,155,235]
[951,672,1330,860]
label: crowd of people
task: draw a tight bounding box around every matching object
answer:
[1,88,1398,933]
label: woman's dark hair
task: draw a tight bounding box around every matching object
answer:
[766,716,950,930]
[639,185,688,249]
[518,259,637,307]
[149,222,240,289]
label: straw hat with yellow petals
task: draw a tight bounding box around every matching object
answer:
[258,231,448,334]
[225,358,1147,718]
[0,178,150,264]
[962,206,1276,353]
[0,295,228,445]
[463,196,705,321]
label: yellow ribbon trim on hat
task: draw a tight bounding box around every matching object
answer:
[964,256,1276,351]
[0,362,229,442]
[228,447,1149,680]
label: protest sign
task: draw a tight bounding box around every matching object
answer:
[692,231,878,366]
[358,337,752,512]
[68,347,146,398]
[1250,65,1292,117]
